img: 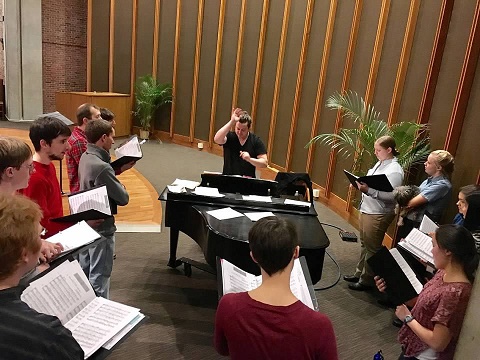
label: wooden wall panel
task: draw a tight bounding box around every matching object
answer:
[428,1,477,150]
[396,0,441,123]
[90,0,110,92]
[310,0,355,188]
[254,0,284,147]
[173,2,199,137]
[154,0,177,131]
[194,0,220,140]
[271,0,306,168]
[113,0,133,94]
[135,0,155,79]
[290,0,330,174]
[213,1,242,137]
[236,0,263,115]
[371,0,410,120]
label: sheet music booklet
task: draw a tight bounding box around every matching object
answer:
[47,221,101,257]
[216,256,319,311]
[21,260,143,358]
[52,185,112,223]
[367,247,425,305]
[343,169,394,192]
[111,135,143,169]
[398,227,434,266]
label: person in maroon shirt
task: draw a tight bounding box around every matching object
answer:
[65,103,102,193]
[375,225,479,360]
[214,217,338,360]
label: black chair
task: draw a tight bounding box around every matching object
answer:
[274,172,314,205]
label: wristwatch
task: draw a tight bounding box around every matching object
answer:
[404,315,415,325]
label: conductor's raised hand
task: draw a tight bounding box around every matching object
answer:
[231,108,243,122]
[374,276,387,292]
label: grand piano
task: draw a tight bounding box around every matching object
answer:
[159,174,330,284]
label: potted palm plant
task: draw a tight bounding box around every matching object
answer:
[134,75,173,139]
[307,90,430,177]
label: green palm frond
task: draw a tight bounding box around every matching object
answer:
[134,75,173,131]
[307,90,431,178]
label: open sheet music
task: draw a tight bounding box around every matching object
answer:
[398,227,434,265]
[111,135,143,169]
[217,257,318,311]
[47,221,101,254]
[52,185,112,223]
[21,260,142,359]
[367,247,424,305]
[419,214,439,234]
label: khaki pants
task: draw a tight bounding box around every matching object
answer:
[354,212,395,286]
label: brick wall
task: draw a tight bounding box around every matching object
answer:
[42,0,87,112]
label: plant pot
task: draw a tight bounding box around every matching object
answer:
[139,129,150,140]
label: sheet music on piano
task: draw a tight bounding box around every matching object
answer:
[398,228,434,265]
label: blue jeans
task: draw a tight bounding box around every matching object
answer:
[79,234,115,299]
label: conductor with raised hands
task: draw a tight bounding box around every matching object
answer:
[214,108,268,178]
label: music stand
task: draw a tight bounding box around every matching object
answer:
[39,111,74,195]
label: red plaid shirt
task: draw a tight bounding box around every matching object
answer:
[65,126,87,193]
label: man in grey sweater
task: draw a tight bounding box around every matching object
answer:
[78,120,129,298]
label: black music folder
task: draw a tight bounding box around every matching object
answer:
[367,246,425,305]
[216,256,319,311]
[343,170,393,192]
[51,209,112,223]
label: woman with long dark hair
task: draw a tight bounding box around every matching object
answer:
[376,225,479,360]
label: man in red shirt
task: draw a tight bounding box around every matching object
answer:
[214,217,338,360]
[65,103,102,193]
[21,116,72,238]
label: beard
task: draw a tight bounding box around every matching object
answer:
[49,153,64,161]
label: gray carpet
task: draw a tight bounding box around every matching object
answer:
[108,139,401,360]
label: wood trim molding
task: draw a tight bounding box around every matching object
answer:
[170,0,182,137]
[250,0,269,132]
[269,163,286,172]
[189,0,205,142]
[306,0,338,175]
[108,0,116,92]
[232,0,247,108]
[130,0,138,97]
[325,0,363,197]
[417,0,454,125]
[285,0,314,171]
[364,0,390,104]
[208,0,227,147]
[267,0,291,158]
[87,0,93,91]
[444,0,480,155]
[152,0,161,78]
[387,0,420,126]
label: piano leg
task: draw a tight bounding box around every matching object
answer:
[167,228,183,268]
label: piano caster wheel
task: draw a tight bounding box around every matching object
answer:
[184,263,192,277]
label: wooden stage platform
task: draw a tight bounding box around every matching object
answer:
[1,128,162,232]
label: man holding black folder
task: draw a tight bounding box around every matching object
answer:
[214,217,337,360]
[78,120,129,299]
[344,136,404,291]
